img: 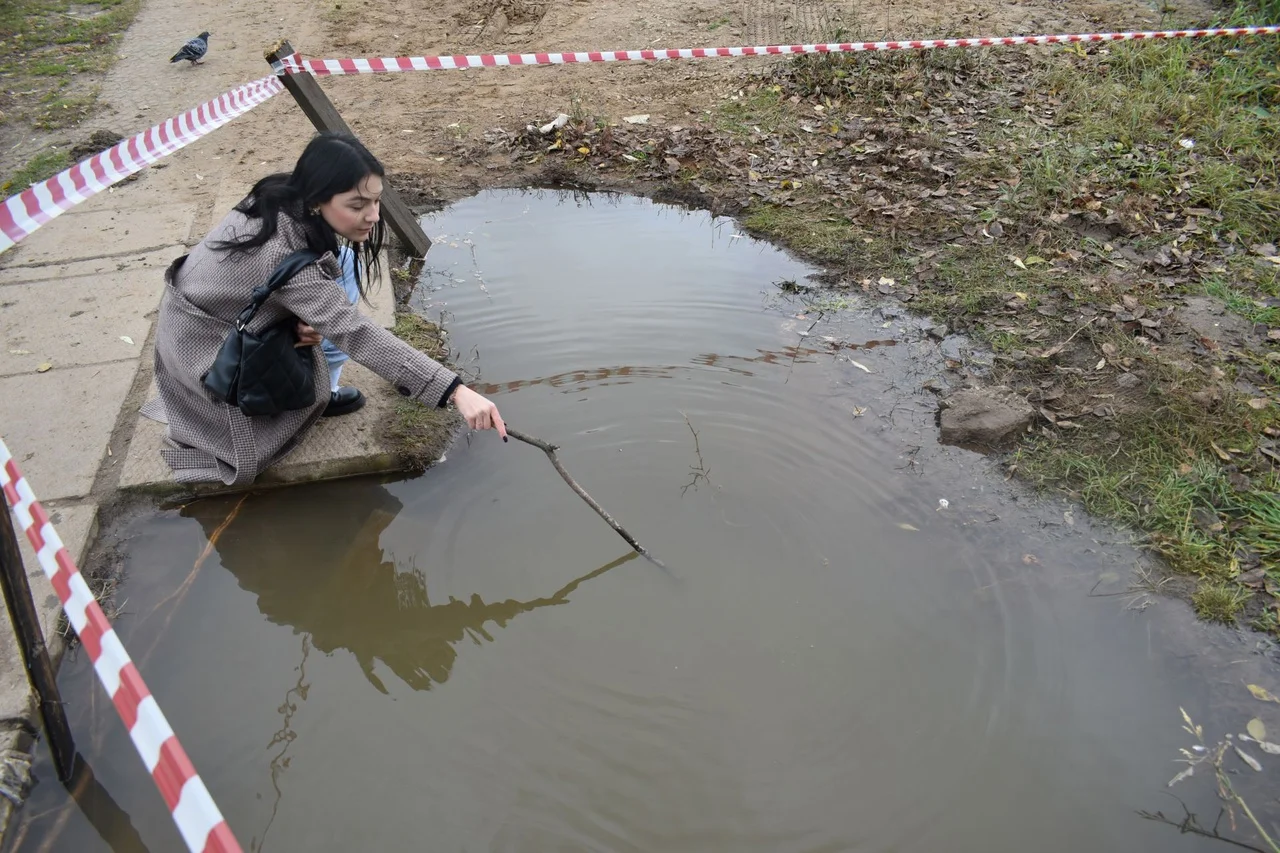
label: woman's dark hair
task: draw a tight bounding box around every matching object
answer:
[204,131,386,300]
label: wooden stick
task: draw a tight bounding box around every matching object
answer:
[0,505,75,781]
[506,428,669,571]
[264,39,432,259]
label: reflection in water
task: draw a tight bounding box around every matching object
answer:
[474,345,836,395]
[183,479,636,694]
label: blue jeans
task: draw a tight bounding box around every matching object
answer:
[321,246,359,392]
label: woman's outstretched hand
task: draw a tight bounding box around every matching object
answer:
[451,385,508,442]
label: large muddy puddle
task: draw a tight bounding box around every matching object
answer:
[9,191,1280,852]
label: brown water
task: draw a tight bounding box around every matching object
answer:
[9,190,1280,852]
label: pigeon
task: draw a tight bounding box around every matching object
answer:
[170,32,210,66]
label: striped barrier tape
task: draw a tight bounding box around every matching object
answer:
[0,439,242,853]
[273,25,1280,74]
[0,74,283,256]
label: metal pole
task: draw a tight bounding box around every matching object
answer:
[0,504,74,782]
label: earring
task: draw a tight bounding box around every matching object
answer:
[309,206,321,216]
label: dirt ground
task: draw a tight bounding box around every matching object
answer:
[3,0,1217,220]
[318,0,1219,195]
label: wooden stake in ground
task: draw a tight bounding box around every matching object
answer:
[506,428,669,571]
[0,505,74,781]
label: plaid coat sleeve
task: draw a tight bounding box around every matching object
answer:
[275,261,461,408]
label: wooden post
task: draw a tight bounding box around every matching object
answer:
[264,39,433,259]
[0,506,74,782]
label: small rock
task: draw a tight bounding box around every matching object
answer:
[926,323,948,340]
[939,386,1035,450]
[1116,372,1142,389]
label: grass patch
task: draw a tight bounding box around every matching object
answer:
[0,0,139,136]
[386,312,462,471]
[1,148,69,195]
[996,13,1280,247]
[35,88,99,129]
[741,205,867,264]
[1014,390,1280,579]
[1192,581,1250,623]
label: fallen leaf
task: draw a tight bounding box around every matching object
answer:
[1101,343,1117,357]
[1168,766,1195,787]
[1011,256,1027,270]
[1022,554,1040,565]
[622,114,650,124]
[576,146,591,155]
[848,359,872,373]
[1260,741,1280,755]
[851,406,867,417]
[8,349,30,355]
[36,363,51,373]
[878,276,896,287]
[1024,255,1046,266]
[1248,684,1280,703]
[897,523,919,531]
[1095,359,1106,371]
[1064,510,1075,526]
[1210,441,1232,462]
[1247,398,1270,410]
[1236,745,1262,772]
[119,335,134,345]
[1249,718,1268,741]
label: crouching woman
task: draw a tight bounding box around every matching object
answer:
[143,132,505,486]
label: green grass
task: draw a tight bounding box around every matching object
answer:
[0,0,140,75]
[35,89,99,129]
[0,0,139,133]
[1205,278,1280,326]
[386,312,462,471]
[1014,394,1280,580]
[997,10,1280,247]
[1193,581,1251,623]
[1,148,69,195]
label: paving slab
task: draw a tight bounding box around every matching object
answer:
[1,203,199,269]
[121,275,409,494]
[0,245,185,286]
[0,270,163,377]
[0,362,138,501]
[121,362,429,494]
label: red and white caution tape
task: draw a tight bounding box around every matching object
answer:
[0,439,242,853]
[274,25,1280,75]
[0,75,283,256]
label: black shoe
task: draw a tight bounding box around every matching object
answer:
[323,386,365,417]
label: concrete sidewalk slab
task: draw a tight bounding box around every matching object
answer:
[120,361,415,494]
[2,203,199,268]
[0,362,137,501]
[119,262,412,495]
[0,245,185,286]
[0,270,162,377]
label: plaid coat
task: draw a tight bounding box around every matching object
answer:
[143,209,458,486]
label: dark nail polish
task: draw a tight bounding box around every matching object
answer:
[503,436,508,443]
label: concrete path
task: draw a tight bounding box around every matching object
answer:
[0,0,445,836]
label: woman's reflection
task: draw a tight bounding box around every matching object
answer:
[182,475,635,693]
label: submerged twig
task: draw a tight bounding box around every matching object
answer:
[506,428,669,572]
[679,411,713,496]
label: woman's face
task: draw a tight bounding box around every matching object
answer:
[318,174,382,243]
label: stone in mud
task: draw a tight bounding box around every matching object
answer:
[938,385,1034,450]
